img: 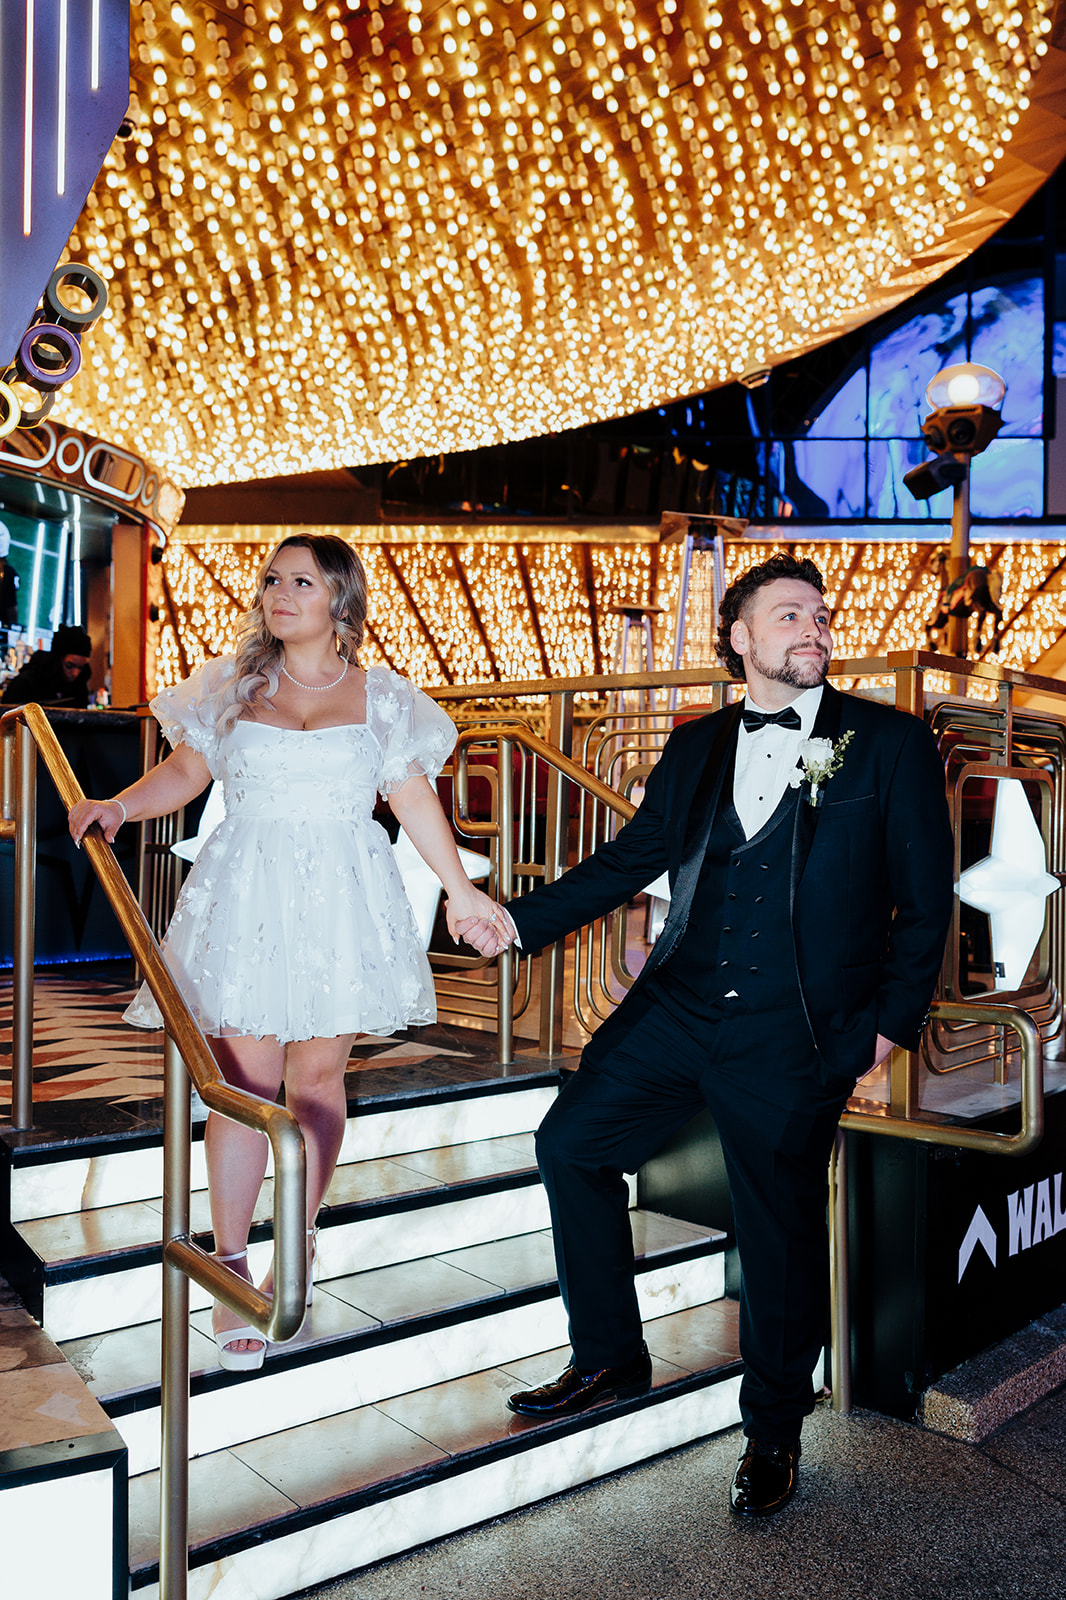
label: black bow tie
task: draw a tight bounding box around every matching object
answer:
[741,705,802,734]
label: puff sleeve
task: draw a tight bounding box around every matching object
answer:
[148,656,236,780]
[366,667,457,796]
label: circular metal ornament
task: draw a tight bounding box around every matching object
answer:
[17,324,83,391]
[44,262,109,334]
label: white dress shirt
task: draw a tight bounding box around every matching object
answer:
[733,685,823,840]
[495,684,824,949]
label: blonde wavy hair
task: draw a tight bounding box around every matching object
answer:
[216,535,368,733]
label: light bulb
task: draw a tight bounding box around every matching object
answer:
[946,371,981,404]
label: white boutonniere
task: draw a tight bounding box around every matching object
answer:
[788,728,854,808]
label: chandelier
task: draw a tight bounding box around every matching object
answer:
[55,0,1060,487]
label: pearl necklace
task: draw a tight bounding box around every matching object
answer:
[280,659,348,692]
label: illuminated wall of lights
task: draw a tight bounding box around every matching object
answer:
[47,0,1059,487]
[153,535,1066,701]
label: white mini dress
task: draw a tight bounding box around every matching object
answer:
[124,657,457,1044]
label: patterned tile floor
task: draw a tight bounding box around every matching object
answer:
[0,964,561,1143]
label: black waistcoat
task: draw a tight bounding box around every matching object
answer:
[648,778,802,1026]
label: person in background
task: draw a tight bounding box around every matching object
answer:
[0,525,19,629]
[2,624,93,707]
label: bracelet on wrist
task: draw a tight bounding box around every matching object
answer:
[108,799,127,826]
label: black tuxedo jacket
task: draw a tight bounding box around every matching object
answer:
[508,684,955,1079]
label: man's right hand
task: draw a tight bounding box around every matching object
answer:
[455,909,517,957]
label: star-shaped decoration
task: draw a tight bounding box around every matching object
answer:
[956,777,1060,993]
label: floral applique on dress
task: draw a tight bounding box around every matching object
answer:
[124,663,457,1044]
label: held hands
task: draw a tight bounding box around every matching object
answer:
[444,885,516,957]
[455,909,516,958]
[68,798,126,848]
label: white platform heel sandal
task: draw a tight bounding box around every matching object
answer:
[212,1249,267,1372]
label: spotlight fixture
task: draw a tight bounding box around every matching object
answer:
[901,455,968,501]
[904,363,1006,501]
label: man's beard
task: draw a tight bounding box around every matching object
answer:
[747,639,830,690]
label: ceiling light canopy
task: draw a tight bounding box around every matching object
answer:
[53,0,1062,487]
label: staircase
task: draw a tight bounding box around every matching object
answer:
[1,1068,742,1600]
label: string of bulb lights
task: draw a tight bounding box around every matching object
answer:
[50,0,1057,488]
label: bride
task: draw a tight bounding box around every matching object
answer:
[69,534,503,1369]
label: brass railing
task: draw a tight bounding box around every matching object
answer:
[437,653,1062,1417]
[0,704,308,1600]
[3,648,1061,1556]
[829,997,1044,1413]
[441,651,1066,1059]
[452,723,638,1063]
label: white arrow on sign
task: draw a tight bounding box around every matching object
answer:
[958,1205,998,1282]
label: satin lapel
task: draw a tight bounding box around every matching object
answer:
[789,683,844,916]
[647,702,741,971]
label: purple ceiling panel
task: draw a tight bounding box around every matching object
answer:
[0,0,129,368]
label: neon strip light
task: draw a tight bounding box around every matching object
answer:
[57,0,68,194]
[23,0,34,234]
[53,520,69,628]
[91,0,100,91]
[71,510,82,626]
[27,522,44,640]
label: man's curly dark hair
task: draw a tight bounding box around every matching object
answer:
[716,553,826,679]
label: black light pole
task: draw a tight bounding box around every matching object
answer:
[903,362,1006,658]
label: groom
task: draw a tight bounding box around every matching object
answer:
[460,552,954,1515]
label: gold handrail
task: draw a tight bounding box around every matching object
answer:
[428,650,1066,706]
[0,703,308,1600]
[453,723,637,834]
[840,1000,1044,1156]
[453,725,638,1066]
[829,998,1043,1415]
[453,722,1048,1425]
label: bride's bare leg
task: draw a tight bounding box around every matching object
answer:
[206,1032,286,1354]
[283,1033,357,1221]
[257,1033,357,1298]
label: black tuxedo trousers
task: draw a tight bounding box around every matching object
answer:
[536,987,851,1444]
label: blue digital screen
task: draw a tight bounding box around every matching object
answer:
[787,274,1048,520]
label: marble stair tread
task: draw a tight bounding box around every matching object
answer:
[13,1137,545,1271]
[1,1072,558,1177]
[63,1210,723,1403]
[434,1229,561,1292]
[316,1250,510,1324]
[127,1300,742,1578]
[17,1200,169,1267]
[326,1132,537,1199]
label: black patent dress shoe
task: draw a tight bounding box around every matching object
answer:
[729,1438,801,1516]
[506,1344,653,1417]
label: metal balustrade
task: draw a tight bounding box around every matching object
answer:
[432,651,1063,1411]
[2,645,1063,1581]
[0,703,308,1600]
